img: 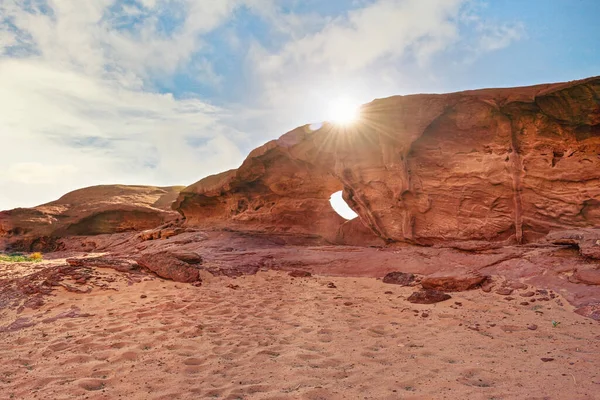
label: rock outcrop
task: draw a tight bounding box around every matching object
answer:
[174,76,600,245]
[0,185,183,251]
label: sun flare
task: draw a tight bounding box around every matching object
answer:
[329,97,360,124]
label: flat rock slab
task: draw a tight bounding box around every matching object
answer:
[571,270,600,286]
[421,273,487,292]
[137,251,203,283]
[382,272,415,286]
[66,257,139,273]
[407,289,451,304]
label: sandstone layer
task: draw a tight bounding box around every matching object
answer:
[0,185,183,251]
[174,76,600,245]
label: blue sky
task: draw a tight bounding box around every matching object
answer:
[0,0,598,210]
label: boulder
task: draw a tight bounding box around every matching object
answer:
[382,272,415,286]
[421,273,487,292]
[137,251,203,283]
[407,289,451,304]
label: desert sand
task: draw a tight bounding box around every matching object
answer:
[1,258,598,400]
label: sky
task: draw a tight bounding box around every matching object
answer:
[0,0,599,211]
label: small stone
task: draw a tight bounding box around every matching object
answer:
[504,297,514,301]
[527,324,538,331]
[327,282,337,289]
[520,291,535,297]
[140,295,147,299]
[343,302,353,306]
[541,358,554,362]
[227,284,240,290]
[454,302,463,306]
[495,288,513,296]
[520,302,530,306]
[467,325,479,331]
[384,291,393,294]
[289,270,312,278]
[538,297,550,301]
[421,312,429,318]
[489,323,496,327]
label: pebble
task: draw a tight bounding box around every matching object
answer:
[541,358,554,362]
[520,291,535,297]
[421,312,429,318]
[140,295,147,299]
[520,302,530,306]
[327,282,337,289]
[527,324,538,331]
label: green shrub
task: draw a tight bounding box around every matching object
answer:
[0,253,44,263]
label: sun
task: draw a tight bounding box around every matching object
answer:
[329,97,360,124]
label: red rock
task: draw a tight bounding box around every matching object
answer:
[574,304,600,320]
[382,272,415,286]
[289,270,312,278]
[541,358,555,362]
[421,273,487,292]
[172,77,600,246]
[421,312,429,318]
[1,185,182,251]
[327,282,337,289]
[504,281,528,290]
[495,288,513,296]
[227,284,240,290]
[137,251,203,283]
[407,289,451,304]
[67,257,140,273]
[527,324,538,330]
[572,269,600,285]
[520,302,530,306]
[547,229,600,260]
[520,291,535,297]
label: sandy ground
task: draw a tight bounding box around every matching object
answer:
[0,265,599,400]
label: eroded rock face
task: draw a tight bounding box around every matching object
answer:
[174,76,600,245]
[0,185,183,251]
[407,289,452,304]
[421,273,487,292]
[137,250,203,283]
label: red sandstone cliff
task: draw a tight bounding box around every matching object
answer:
[173,76,600,245]
[0,185,183,251]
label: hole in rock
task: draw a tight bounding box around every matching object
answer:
[329,191,358,220]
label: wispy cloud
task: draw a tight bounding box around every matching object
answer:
[0,0,526,210]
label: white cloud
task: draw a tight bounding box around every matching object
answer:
[0,0,525,210]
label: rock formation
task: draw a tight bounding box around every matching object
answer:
[174,76,600,245]
[0,185,183,251]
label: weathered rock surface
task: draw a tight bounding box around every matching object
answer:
[382,272,415,286]
[546,229,600,259]
[0,185,183,251]
[421,272,487,292]
[136,250,203,283]
[407,289,451,304]
[174,76,600,245]
[66,257,140,273]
